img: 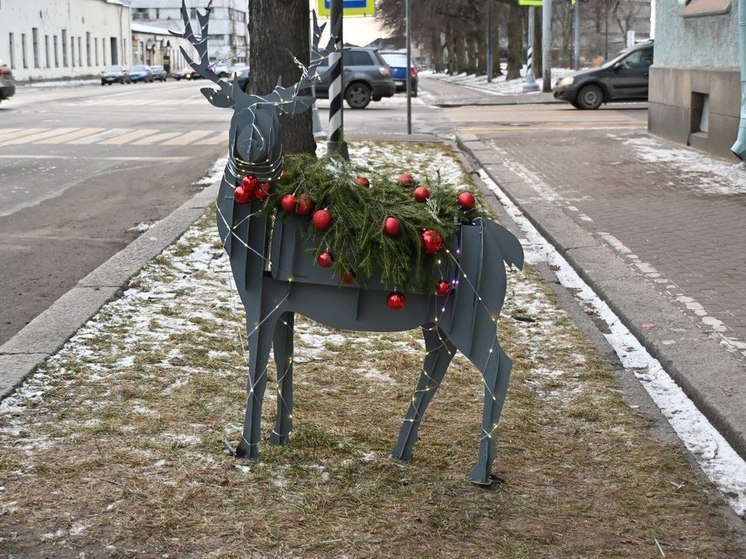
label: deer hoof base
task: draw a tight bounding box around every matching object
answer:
[235,440,260,460]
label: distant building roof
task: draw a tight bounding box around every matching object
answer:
[132,22,177,36]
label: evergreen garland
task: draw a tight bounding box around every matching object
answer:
[256,154,489,293]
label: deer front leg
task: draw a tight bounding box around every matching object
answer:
[392,326,456,461]
[236,314,275,460]
[468,342,512,485]
[269,312,294,446]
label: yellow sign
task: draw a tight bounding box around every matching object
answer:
[317,0,375,17]
[518,0,543,5]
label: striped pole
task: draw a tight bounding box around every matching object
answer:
[326,0,349,159]
[523,6,540,92]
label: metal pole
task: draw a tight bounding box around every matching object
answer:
[574,0,580,70]
[487,0,493,83]
[541,0,552,92]
[326,0,348,159]
[523,6,539,92]
[406,0,412,134]
[604,0,609,60]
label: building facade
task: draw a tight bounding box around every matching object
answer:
[0,0,132,81]
[129,0,248,65]
[131,22,188,73]
[648,0,741,159]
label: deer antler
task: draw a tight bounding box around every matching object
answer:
[170,0,237,108]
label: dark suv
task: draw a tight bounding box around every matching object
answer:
[553,40,654,109]
[0,57,16,104]
[314,47,396,109]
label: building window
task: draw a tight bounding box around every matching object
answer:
[62,29,68,66]
[8,33,15,69]
[45,35,50,68]
[21,33,27,69]
[95,36,98,66]
[133,8,148,21]
[682,0,731,17]
[53,35,59,67]
[32,28,39,68]
[78,36,82,66]
[71,36,75,67]
[86,32,91,66]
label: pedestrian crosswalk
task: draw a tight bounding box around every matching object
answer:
[0,127,228,147]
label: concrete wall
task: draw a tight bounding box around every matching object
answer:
[648,0,741,160]
[0,0,132,81]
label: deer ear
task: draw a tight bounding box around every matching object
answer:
[200,87,234,108]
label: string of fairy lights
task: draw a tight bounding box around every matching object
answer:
[215,172,509,450]
[178,1,514,461]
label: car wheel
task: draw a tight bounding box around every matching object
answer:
[101,81,105,86]
[345,82,372,109]
[576,84,603,110]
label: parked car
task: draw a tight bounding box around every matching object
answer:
[0,58,15,104]
[129,65,154,83]
[212,60,233,78]
[150,65,168,81]
[379,51,418,96]
[174,66,201,81]
[314,47,396,109]
[101,65,130,85]
[553,40,654,110]
[232,67,250,92]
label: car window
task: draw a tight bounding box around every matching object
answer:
[381,54,407,67]
[344,50,374,66]
[131,65,148,71]
[620,48,653,69]
[104,65,122,72]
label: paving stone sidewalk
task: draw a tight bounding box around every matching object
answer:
[419,79,746,463]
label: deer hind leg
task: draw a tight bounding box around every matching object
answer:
[392,325,456,461]
[468,341,512,485]
[269,312,294,446]
[236,314,275,460]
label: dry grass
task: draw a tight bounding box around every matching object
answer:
[0,143,742,558]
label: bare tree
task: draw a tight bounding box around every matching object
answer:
[247,0,314,155]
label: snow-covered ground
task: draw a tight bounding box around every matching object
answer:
[421,67,577,97]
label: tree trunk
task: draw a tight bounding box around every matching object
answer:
[493,7,503,76]
[446,21,457,74]
[430,33,444,72]
[467,17,480,75]
[248,0,315,155]
[506,2,523,80]
[453,25,468,73]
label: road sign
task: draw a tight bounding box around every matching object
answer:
[518,0,543,5]
[317,0,375,17]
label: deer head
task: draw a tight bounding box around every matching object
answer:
[171,1,335,182]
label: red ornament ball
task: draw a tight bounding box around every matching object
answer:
[234,185,252,204]
[254,181,271,201]
[421,229,443,255]
[386,291,406,310]
[457,191,476,211]
[356,176,370,188]
[296,195,314,216]
[280,193,297,212]
[342,271,356,284]
[242,175,259,191]
[413,186,430,202]
[313,209,333,231]
[317,251,333,268]
[435,280,451,296]
[397,172,414,186]
[383,216,401,237]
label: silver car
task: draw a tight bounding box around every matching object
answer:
[314,47,396,109]
[0,58,16,105]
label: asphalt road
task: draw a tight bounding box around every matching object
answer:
[0,80,231,345]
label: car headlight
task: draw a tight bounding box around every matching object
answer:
[557,76,574,87]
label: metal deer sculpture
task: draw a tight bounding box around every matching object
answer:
[175,2,524,485]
